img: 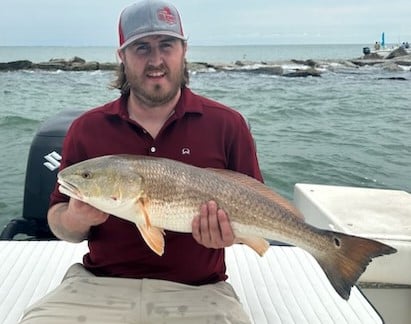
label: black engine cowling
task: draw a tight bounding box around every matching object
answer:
[0,109,84,240]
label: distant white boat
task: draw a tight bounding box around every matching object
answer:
[370,46,411,58]
[363,32,410,58]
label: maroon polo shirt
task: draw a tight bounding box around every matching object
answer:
[50,86,263,285]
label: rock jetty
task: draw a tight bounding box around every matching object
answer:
[0,56,322,77]
[0,56,118,71]
[1,47,410,76]
[187,61,321,77]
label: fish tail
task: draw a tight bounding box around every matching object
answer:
[314,231,397,300]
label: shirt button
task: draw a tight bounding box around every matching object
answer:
[150,146,156,153]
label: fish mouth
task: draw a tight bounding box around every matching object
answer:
[57,178,83,200]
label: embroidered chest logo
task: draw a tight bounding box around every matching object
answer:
[181,148,191,155]
[157,7,176,25]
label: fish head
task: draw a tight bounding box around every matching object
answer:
[57,155,145,217]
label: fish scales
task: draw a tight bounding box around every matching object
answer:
[139,156,325,251]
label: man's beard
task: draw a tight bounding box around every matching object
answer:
[133,82,180,107]
[126,62,184,107]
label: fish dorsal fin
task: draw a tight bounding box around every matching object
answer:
[207,168,304,220]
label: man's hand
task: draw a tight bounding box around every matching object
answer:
[192,200,235,249]
[48,198,109,242]
[67,199,109,227]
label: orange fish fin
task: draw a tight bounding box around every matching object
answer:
[136,195,165,256]
[207,168,305,220]
[235,236,270,257]
[137,196,152,228]
[136,224,165,256]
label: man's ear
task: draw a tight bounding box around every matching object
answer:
[117,49,125,63]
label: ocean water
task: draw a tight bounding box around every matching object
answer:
[1,45,410,230]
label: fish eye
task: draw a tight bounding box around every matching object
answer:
[81,171,92,179]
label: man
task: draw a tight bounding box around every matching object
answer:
[20,1,262,323]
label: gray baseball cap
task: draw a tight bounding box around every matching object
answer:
[118,0,186,49]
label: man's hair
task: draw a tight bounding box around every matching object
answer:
[110,59,189,95]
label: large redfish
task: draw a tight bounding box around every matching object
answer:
[57,154,396,300]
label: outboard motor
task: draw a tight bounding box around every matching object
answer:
[363,47,371,55]
[0,108,84,240]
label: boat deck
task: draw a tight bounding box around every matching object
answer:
[0,240,382,324]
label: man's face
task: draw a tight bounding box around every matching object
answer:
[119,35,187,107]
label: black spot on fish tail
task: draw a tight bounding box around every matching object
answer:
[314,230,396,300]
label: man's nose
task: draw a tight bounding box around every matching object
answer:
[148,46,163,66]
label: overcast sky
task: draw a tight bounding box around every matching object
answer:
[1,0,410,46]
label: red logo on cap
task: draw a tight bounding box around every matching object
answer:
[157,7,176,25]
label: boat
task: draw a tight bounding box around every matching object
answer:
[1,108,410,323]
[363,32,411,58]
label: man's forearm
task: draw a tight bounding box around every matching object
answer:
[47,202,90,242]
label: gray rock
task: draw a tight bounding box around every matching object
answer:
[49,58,69,64]
[33,61,67,70]
[247,66,283,75]
[350,59,386,66]
[70,61,99,71]
[99,62,119,70]
[0,60,33,70]
[394,56,411,66]
[0,57,120,71]
[381,62,403,72]
[377,77,408,81]
[283,68,321,77]
[291,59,318,68]
[70,56,86,64]
[188,62,218,72]
[363,53,384,60]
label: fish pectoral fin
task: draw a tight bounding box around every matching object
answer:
[137,196,152,228]
[136,224,165,256]
[135,196,165,256]
[235,236,270,257]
